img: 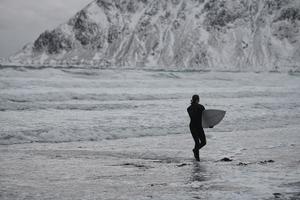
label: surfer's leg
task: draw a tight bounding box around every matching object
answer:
[190,125,200,150]
[198,129,207,150]
[192,148,200,161]
[191,131,201,150]
[190,128,200,161]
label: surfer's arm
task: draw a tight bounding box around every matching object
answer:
[198,104,205,111]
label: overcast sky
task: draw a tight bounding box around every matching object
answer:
[0,0,92,58]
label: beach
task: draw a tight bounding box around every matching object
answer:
[0,68,300,199]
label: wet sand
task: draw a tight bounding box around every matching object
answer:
[1,126,299,200]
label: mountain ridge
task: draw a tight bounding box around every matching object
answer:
[3,0,300,72]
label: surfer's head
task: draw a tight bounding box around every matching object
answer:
[191,94,199,104]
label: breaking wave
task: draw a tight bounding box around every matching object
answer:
[0,67,299,144]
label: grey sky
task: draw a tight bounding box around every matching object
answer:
[0,0,92,58]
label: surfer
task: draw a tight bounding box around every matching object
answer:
[187,94,207,161]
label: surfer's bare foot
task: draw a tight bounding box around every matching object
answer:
[193,149,200,161]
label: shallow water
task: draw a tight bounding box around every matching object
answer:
[0,129,299,199]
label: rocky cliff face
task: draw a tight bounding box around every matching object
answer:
[6,0,300,71]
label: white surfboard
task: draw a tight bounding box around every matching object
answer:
[202,109,226,128]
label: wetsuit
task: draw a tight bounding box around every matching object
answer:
[187,103,206,160]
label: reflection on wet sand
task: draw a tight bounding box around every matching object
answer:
[190,162,208,183]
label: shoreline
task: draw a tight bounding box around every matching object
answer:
[1,127,299,200]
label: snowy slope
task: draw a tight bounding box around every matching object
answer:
[5,0,300,71]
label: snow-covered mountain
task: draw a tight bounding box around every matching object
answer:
[5,0,300,71]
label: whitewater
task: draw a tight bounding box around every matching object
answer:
[0,67,300,199]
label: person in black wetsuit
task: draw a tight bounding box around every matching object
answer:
[187,94,206,161]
